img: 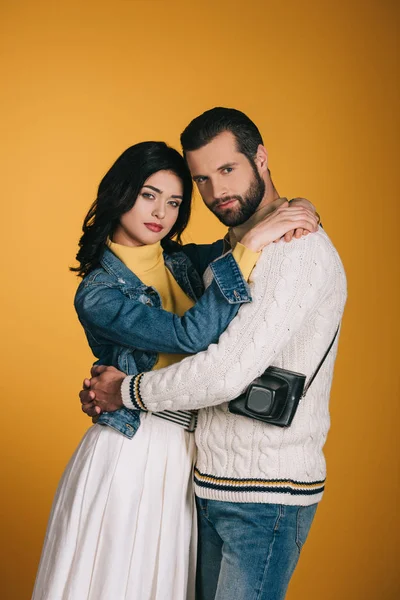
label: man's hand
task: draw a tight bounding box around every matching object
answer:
[241,201,319,252]
[79,377,101,419]
[79,365,126,417]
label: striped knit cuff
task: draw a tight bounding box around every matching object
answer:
[121,373,147,411]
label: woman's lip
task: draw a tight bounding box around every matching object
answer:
[144,223,163,233]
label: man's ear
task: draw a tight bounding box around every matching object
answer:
[254,144,268,173]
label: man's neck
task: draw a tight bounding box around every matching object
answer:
[230,181,286,245]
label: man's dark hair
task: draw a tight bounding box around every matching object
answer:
[71,142,192,278]
[180,107,264,161]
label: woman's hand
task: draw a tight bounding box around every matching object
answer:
[283,197,320,242]
[241,201,319,252]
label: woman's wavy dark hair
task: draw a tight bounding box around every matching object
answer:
[71,142,193,278]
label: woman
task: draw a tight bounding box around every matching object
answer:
[32,142,317,600]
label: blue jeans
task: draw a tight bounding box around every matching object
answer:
[196,497,318,600]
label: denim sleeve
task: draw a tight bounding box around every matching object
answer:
[208,251,253,303]
[75,254,251,355]
[182,240,256,303]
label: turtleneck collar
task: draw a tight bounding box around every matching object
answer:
[107,239,163,275]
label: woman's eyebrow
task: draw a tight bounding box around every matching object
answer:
[143,185,183,200]
[143,185,161,193]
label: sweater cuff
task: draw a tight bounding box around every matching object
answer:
[121,374,148,411]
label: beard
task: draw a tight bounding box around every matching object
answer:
[210,169,266,227]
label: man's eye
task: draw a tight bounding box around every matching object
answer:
[195,177,206,184]
[223,167,233,174]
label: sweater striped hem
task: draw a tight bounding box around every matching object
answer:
[194,468,325,497]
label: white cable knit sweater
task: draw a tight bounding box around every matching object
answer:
[122,229,347,505]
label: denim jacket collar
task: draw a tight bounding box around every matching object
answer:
[100,247,148,292]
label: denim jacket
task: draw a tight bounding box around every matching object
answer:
[74,241,251,438]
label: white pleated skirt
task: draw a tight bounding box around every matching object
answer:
[32,413,197,600]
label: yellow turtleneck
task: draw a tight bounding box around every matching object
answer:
[107,239,259,369]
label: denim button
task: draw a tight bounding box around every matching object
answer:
[233,290,240,299]
[126,424,134,431]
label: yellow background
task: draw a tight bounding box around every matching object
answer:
[1,0,399,598]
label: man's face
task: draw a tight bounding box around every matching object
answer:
[186,131,266,227]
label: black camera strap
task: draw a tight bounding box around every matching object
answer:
[302,325,340,398]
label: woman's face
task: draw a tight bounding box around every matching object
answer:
[113,170,184,247]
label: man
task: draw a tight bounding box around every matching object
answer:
[81,108,347,599]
